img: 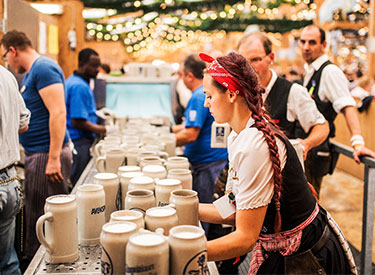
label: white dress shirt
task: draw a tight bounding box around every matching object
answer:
[264,70,326,133]
[303,54,355,113]
[226,117,286,210]
[0,65,30,169]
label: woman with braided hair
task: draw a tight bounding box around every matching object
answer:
[198,52,356,274]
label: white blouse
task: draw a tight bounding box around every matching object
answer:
[226,117,287,210]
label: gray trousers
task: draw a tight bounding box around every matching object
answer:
[23,144,72,259]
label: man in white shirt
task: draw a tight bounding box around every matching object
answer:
[0,65,30,275]
[237,32,329,160]
[299,25,375,194]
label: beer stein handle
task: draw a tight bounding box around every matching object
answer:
[96,156,106,173]
[164,203,175,209]
[159,152,169,160]
[36,212,54,253]
[94,143,103,157]
[161,159,166,167]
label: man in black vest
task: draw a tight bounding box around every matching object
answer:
[299,25,375,195]
[237,32,329,160]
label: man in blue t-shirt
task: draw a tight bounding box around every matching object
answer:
[173,55,228,233]
[1,30,72,261]
[66,48,106,185]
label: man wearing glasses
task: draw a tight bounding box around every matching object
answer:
[1,30,72,262]
[237,32,329,164]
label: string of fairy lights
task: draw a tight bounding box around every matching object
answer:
[84,0,317,57]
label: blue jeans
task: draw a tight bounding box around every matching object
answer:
[191,159,227,233]
[0,166,22,275]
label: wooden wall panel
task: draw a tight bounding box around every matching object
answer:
[7,0,39,48]
[333,100,375,180]
[57,0,85,78]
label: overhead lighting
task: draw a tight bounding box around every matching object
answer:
[30,4,62,15]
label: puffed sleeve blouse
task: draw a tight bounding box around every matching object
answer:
[226,117,287,210]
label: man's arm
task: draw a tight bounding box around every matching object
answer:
[298,121,329,159]
[39,83,67,184]
[342,106,375,163]
[289,84,329,158]
[172,123,185,134]
[72,118,106,134]
[175,127,200,146]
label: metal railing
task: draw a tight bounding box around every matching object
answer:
[330,140,375,275]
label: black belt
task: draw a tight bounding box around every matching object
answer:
[0,164,15,175]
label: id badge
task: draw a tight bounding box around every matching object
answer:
[213,194,236,219]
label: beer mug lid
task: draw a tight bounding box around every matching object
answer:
[47,195,75,204]
[146,206,176,217]
[142,165,166,173]
[130,176,154,184]
[103,221,137,234]
[169,225,205,239]
[156,179,181,186]
[130,232,166,246]
[94,173,118,180]
[120,172,144,179]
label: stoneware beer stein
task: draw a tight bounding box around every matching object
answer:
[94,173,120,222]
[110,210,145,230]
[96,148,126,173]
[126,231,169,275]
[169,225,208,275]
[139,156,165,169]
[142,165,167,180]
[167,169,193,189]
[169,189,199,226]
[137,151,168,165]
[76,184,106,245]
[124,189,155,215]
[94,142,121,157]
[128,176,155,192]
[118,165,141,175]
[36,195,78,263]
[145,206,178,236]
[165,156,190,171]
[100,221,137,275]
[126,148,145,166]
[104,135,122,144]
[159,133,176,157]
[119,172,144,209]
[155,179,182,207]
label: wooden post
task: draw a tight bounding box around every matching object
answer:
[368,0,375,80]
[57,0,85,78]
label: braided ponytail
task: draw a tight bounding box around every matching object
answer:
[216,52,284,233]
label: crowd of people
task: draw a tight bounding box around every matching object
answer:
[0,24,374,274]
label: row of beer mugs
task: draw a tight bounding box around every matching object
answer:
[101,222,207,275]
[95,151,189,174]
[95,164,192,216]
[35,186,204,274]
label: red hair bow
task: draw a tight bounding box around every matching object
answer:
[199,53,244,96]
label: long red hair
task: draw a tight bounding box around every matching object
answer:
[211,52,284,233]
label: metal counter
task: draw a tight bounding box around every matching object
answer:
[24,159,219,275]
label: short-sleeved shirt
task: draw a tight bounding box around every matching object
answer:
[303,54,356,113]
[184,85,228,164]
[226,117,287,210]
[65,74,98,141]
[19,56,69,152]
[264,70,326,133]
[0,65,30,169]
